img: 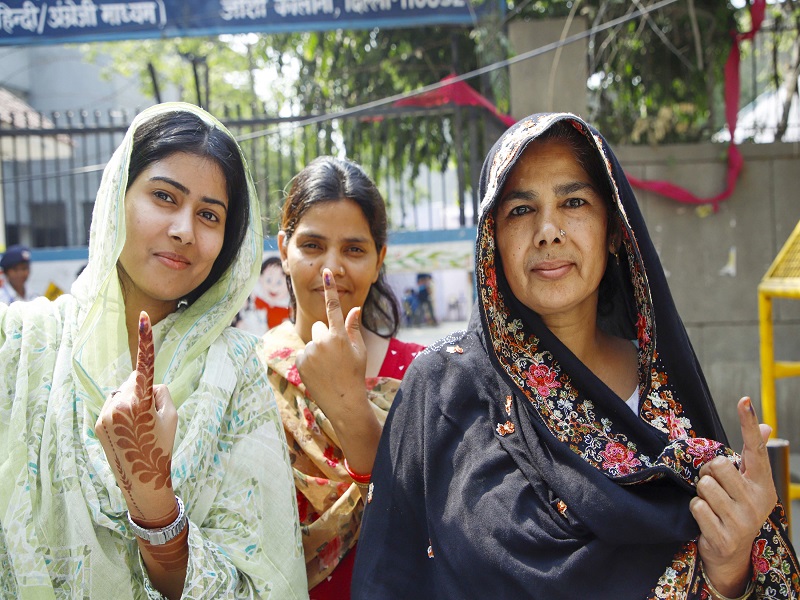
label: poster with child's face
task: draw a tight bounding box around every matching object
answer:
[257,257,291,309]
[234,255,292,336]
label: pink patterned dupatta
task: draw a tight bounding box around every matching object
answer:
[258,321,402,589]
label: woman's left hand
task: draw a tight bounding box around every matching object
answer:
[95,311,179,522]
[690,396,777,597]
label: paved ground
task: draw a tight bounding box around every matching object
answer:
[398,321,800,544]
[396,319,469,347]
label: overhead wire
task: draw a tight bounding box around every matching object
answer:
[0,0,680,182]
[235,0,679,141]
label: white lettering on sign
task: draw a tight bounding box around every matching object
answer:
[220,0,267,20]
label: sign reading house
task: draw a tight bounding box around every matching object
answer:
[0,0,492,45]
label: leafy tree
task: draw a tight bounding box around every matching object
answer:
[502,0,737,144]
[82,25,489,186]
[83,1,762,159]
[82,36,293,113]
[88,2,800,232]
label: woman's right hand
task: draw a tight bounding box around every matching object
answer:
[95,311,188,599]
[296,268,381,478]
[690,397,777,597]
[95,311,179,522]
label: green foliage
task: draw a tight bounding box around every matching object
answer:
[260,26,482,179]
[82,26,488,183]
[82,36,293,116]
[509,0,737,144]
[83,0,748,156]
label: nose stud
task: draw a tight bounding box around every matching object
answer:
[559,229,566,238]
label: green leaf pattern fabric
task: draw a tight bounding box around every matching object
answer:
[0,103,307,599]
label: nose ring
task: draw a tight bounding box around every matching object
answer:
[559,229,566,238]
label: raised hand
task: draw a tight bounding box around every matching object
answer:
[296,268,381,478]
[95,311,179,522]
[296,268,368,416]
[690,397,777,597]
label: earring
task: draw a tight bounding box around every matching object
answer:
[559,229,566,238]
[614,252,620,266]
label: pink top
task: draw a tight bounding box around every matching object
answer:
[378,337,425,379]
[310,336,425,600]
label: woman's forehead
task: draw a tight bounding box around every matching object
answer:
[481,116,585,214]
[294,200,373,238]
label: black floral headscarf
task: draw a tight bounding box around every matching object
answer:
[353,113,798,600]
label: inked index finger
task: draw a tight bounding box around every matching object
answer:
[738,396,770,478]
[322,268,346,335]
[135,311,155,409]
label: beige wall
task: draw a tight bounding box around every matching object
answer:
[614,141,800,450]
[508,17,588,120]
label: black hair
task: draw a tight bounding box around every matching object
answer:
[126,110,250,305]
[261,256,282,273]
[280,156,400,337]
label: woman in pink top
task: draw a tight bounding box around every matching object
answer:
[258,156,424,599]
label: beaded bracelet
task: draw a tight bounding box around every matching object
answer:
[344,458,371,489]
[699,561,756,600]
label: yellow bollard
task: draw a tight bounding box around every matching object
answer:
[758,291,777,435]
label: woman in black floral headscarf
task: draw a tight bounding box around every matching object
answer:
[352,113,799,599]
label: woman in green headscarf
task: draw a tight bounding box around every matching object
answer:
[0,103,307,599]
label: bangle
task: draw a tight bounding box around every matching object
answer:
[699,560,756,600]
[344,458,371,487]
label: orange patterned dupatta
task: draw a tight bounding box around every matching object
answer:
[258,321,399,588]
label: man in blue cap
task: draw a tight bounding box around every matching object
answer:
[0,244,33,304]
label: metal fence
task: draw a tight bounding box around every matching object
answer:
[734,21,800,144]
[0,103,507,249]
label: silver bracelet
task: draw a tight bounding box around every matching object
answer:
[699,560,756,600]
[127,496,188,546]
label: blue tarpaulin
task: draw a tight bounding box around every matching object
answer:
[0,0,493,45]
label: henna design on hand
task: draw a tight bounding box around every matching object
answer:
[110,312,173,490]
[101,423,143,513]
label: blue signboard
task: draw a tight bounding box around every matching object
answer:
[0,0,494,45]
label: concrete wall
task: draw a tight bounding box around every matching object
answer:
[615,141,800,450]
[508,17,588,120]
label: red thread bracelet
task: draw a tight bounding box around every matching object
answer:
[344,458,371,484]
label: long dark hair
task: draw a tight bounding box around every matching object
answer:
[126,109,250,305]
[280,156,400,337]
